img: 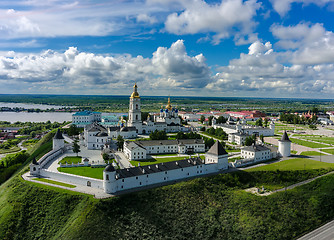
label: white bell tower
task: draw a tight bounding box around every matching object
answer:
[128,83,142,133]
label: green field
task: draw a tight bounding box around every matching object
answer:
[290,138,329,148]
[58,167,104,179]
[322,148,334,155]
[33,178,76,188]
[300,151,322,156]
[59,156,82,165]
[300,136,334,145]
[247,158,334,172]
[0,146,21,154]
[130,156,190,167]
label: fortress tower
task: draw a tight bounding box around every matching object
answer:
[278,130,291,157]
[53,128,65,150]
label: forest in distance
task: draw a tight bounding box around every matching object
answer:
[0,94,333,113]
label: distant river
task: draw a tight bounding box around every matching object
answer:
[0,112,73,123]
[0,102,71,110]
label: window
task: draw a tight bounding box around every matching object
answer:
[106,175,109,181]
[165,171,167,174]
[122,179,124,182]
[136,177,138,179]
[140,182,142,185]
[121,186,123,189]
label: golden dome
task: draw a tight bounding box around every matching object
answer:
[130,83,140,98]
[166,97,172,110]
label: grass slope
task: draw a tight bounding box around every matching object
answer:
[1,140,334,239]
[32,178,76,188]
[246,158,334,172]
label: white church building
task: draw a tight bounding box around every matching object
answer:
[127,83,182,134]
[123,139,205,160]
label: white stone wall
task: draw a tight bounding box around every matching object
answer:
[40,169,103,189]
[104,163,219,193]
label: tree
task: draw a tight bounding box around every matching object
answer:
[204,138,215,149]
[216,116,226,124]
[72,140,81,156]
[200,115,205,123]
[30,131,36,138]
[102,153,109,161]
[208,116,214,126]
[264,118,268,127]
[67,124,80,136]
[149,130,167,140]
[116,135,124,150]
[200,127,206,131]
[244,135,255,146]
[260,134,264,143]
[255,118,263,127]
[141,112,149,121]
[311,107,319,114]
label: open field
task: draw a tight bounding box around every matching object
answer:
[130,156,190,167]
[299,136,334,145]
[32,178,76,188]
[59,156,82,164]
[58,167,104,179]
[322,148,334,155]
[300,151,322,156]
[290,138,329,148]
[246,158,334,172]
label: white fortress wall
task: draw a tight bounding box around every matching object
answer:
[40,169,103,189]
[107,163,219,193]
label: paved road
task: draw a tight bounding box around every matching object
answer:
[298,219,334,240]
[114,151,133,168]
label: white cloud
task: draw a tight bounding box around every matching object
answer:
[136,14,157,24]
[271,22,334,65]
[0,40,211,94]
[270,0,334,16]
[208,40,334,97]
[164,0,261,44]
[0,0,172,39]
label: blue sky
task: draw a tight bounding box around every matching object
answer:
[0,0,334,98]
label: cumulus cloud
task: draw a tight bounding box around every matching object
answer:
[208,39,334,97]
[270,0,334,16]
[0,40,211,94]
[164,0,261,44]
[271,22,334,65]
[0,0,170,39]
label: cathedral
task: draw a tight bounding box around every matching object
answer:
[127,83,181,134]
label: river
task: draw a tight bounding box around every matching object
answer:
[0,102,71,110]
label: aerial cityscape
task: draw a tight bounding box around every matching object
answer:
[0,0,334,240]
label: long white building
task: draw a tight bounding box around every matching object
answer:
[212,118,275,137]
[72,111,101,127]
[124,139,205,160]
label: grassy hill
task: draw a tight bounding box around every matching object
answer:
[1,136,334,239]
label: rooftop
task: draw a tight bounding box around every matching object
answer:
[242,144,270,152]
[114,157,204,179]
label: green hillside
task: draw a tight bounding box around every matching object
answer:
[1,136,334,239]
